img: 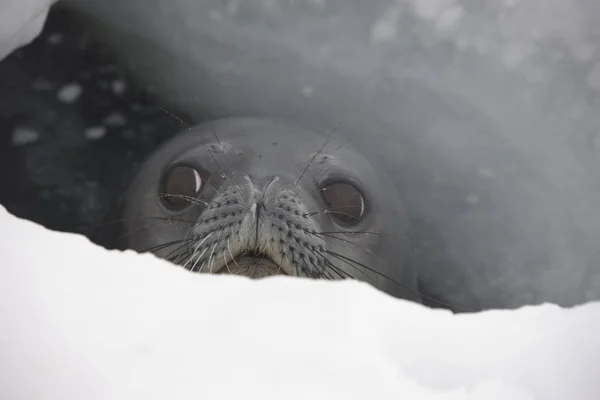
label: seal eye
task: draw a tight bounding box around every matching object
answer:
[321,182,365,226]
[161,165,204,210]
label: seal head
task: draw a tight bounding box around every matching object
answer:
[103,118,419,302]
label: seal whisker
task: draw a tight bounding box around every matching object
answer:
[165,241,198,265]
[153,107,241,208]
[116,220,190,243]
[316,230,390,237]
[311,247,366,280]
[314,232,384,258]
[159,107,191,126]
[187,232,214,271]
[326,250,463,311]
[330,137,354,153]
[302,246,327,278]
[191,246,210,272]
[322,259,354,280]
[209,128,248,208]
[155,193,209,208]
[140,238,196,255]
[305,204,362,218]
[93,215,196,230]
[291,123,339,201]
[227,238,241,269]
[276,239,294,271]
[223,250,233,275]
[307,255,335,280]
[204,128,248,210]
[203,144,246,208]
[325,249,396,286]
[207,228,224,274]
[312,203,372,213]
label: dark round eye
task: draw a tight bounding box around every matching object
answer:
[161,165,204,210]
[321,182,365,225]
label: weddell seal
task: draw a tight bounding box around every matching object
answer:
[92,117,422,303]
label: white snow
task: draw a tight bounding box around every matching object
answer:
[57,83,84,104]
[0,205,598,399]
[0,0,56,61]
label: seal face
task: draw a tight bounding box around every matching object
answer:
[101,117,419,302]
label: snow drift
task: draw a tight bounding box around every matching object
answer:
[1,2,600,399]
[1,206,599,399]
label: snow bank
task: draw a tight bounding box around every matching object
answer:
[0,0,56,61]
[0,206,598,399]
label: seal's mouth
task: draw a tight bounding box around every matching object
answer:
[215,250,292,279]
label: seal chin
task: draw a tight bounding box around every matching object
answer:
[215,252,293,279]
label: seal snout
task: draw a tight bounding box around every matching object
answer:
[186,176,326,278]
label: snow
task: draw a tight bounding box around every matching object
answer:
[1,1,600,397]
[0,0,55,60]
[0,205,598,399]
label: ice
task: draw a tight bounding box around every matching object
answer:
[0,0,55,61]
[0,205,598,399]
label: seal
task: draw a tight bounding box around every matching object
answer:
[93,117,420,303]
